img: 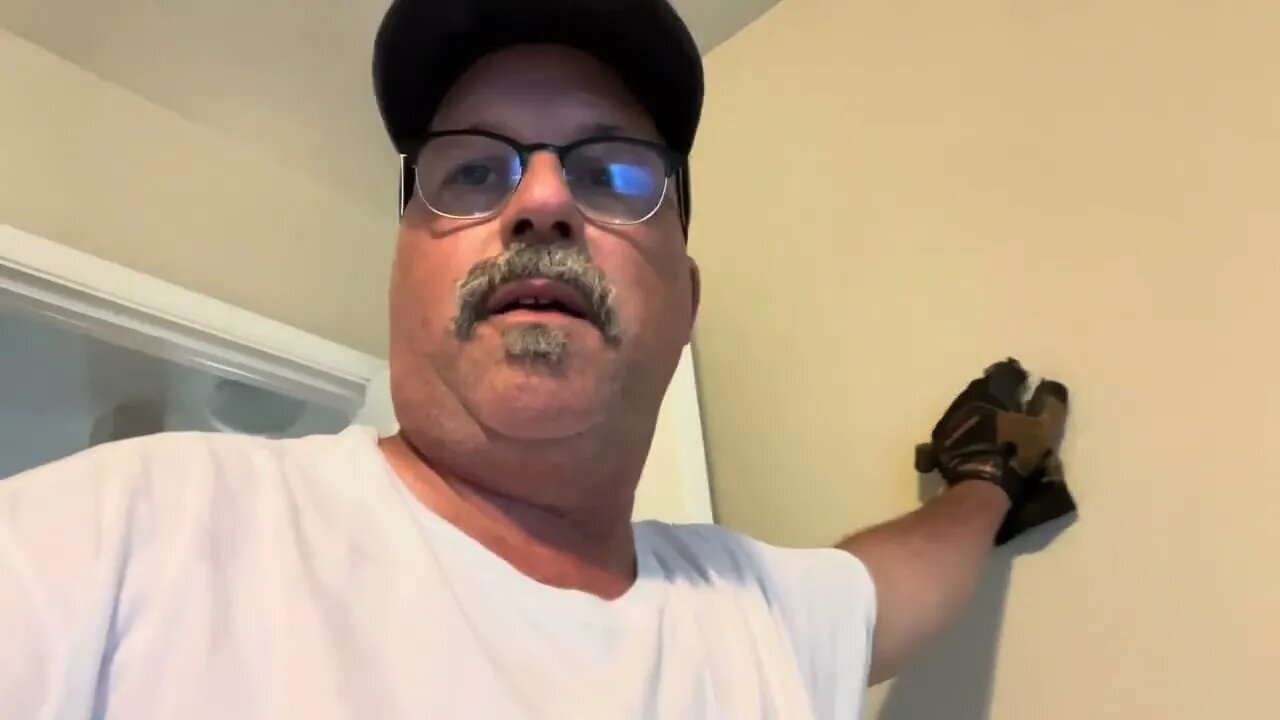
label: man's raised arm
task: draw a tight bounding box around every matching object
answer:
[839,358,1077,684]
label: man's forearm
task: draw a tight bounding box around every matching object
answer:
[838,481,1010,684]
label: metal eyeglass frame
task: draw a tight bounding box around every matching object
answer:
[397,129,692,237]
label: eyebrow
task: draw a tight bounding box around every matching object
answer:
[457,121,640,141]
[580,122,626,137]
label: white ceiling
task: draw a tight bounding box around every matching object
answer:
[0,0,780,218]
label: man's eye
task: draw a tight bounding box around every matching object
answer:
[445,164,496,186]
[581,162,654,196]
[585,166,613,188]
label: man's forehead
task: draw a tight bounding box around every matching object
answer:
[429,44,662,142]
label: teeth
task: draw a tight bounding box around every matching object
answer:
[518,298,539,306]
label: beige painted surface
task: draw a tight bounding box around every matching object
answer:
[0,31,395,357]
[693,1,1279,717]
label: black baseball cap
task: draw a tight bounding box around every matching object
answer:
[372,0,705,230]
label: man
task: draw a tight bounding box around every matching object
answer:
[0,1,1075,717]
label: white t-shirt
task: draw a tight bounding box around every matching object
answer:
[0,426,876,719]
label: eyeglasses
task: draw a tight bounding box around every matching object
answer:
[400,130,687,228]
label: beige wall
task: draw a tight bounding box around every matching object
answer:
[0,31,394,357]
[693,1,1279,717]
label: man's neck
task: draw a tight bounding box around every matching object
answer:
[378,433,639,600]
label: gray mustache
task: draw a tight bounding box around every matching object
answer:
[453,242,622,346]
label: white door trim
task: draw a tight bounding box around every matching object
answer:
[671,346,716,524]
[0,224,385,410]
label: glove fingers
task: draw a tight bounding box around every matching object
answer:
[940,358,1030,421]
[1026,378,1069,415]
[980,358,1030,412]
[1027,378,1069,451]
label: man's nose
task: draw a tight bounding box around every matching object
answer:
[501,151,583,243]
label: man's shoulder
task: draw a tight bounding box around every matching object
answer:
[633,519,877,701]
[634,519,753,556]
[0,428,385,577]
[2,431,226,498]
[635,520,875,602]
[7,427,357,479]
[0,427,379,517]
[635,519,838,561]
[634,521,808,581]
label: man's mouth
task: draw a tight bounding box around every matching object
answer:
[452,242,623,347]
[484,278,592,322]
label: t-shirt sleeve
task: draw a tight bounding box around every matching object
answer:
[732,531,879,715]
[639,521,878,715]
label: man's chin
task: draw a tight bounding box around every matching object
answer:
[454,333,616,440]
[502,324,571,371]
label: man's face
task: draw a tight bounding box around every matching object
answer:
[388,44,699,443]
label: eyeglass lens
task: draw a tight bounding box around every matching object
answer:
[414,134,668,224]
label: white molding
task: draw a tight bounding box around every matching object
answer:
[0,224,385,410]
[672,345,716,524]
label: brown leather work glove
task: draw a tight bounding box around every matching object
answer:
[915,358,1077,545]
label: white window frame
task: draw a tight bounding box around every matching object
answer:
[0,224,386,416]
